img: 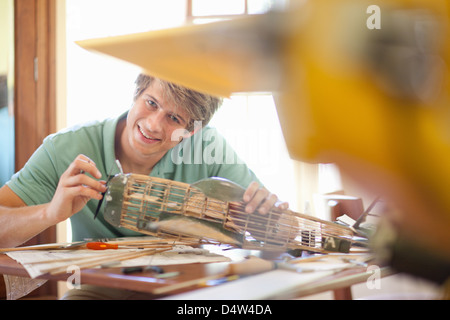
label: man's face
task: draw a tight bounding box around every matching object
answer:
[125,81,192,161]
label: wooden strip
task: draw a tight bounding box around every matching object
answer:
[153,273,227,295]
[43,248,171,275]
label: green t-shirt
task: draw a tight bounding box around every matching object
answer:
[7,112,260,241]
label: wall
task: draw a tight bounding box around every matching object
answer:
[0,0,15,186]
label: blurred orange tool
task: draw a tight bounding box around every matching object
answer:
[86,242,119,250]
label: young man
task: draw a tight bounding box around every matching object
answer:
[0,74,288,248]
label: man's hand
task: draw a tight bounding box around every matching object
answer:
[45,154,107,224]
[243,181,289,215]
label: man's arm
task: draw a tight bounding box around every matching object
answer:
[0,185,55,248]
[0,154,107,248]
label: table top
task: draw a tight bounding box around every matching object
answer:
[0,247,392,299]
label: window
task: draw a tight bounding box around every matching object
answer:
[209,94,298,209]
[186,0,297,209]
[191,0,246,16]
[65,0,187,127]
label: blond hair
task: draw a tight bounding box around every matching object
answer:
[134,74,222,131]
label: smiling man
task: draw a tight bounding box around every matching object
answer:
[0,74,288,247]
[0,73,289,299]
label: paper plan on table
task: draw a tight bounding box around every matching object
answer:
[6,245,230,279]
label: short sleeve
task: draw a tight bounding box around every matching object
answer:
[7,137,60,205]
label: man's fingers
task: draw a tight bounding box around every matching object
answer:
[244,186,272,214]
[243,181,259,202]
[64,174,106,192]
[62,184,103,200]
[256,193,278,215]
[276,201,289,211]
[243,182,289,215]
[60,155,107,197]
[66,154,102,179]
